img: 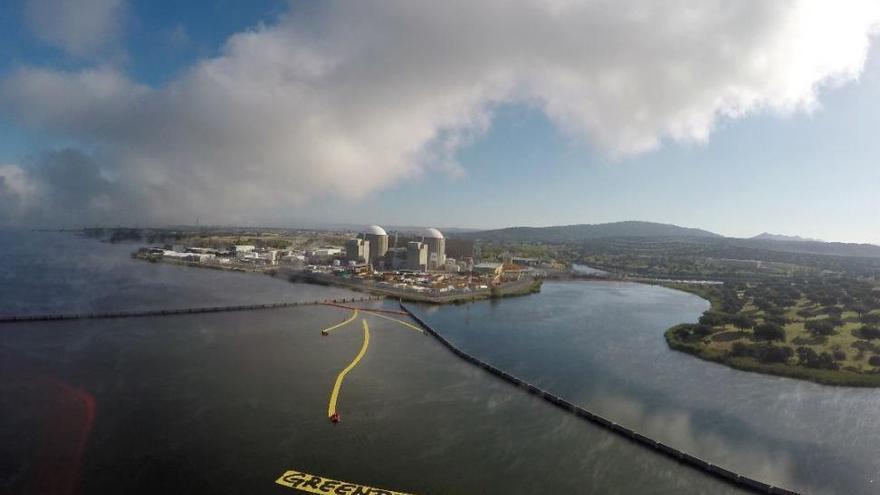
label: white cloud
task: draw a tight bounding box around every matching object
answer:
[24,0,126,56]
[2,0,880,225]
[0,164,39,218]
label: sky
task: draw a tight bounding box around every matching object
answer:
[0,1,879,244]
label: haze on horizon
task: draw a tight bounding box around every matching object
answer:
[0,0,878,244]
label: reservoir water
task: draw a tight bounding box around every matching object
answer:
[1,231,871,494]
[413,283,880,495]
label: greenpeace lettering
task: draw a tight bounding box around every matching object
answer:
[275,470,413,495]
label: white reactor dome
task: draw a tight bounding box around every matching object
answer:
[363,225,387,236]
[423,227,444,239]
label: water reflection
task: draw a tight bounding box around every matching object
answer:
[418,282,879,495]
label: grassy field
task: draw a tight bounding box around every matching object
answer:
[664,281,880,387]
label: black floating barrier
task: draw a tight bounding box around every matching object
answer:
[0,297,353,324]
[398,302,801,495]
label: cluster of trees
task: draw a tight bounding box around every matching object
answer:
[744,282,800,311]
[717,285,744,314]
[795,347,840,370]
[727,340,857,369]
[698,310,754,330]
[798,277,880,316]
[754,322,786,342]
[854,325,880,340]
[673,323,713,343]
[804,318,840,337]
[730,342,793,364]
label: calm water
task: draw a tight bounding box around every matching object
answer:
[0,231,357,315]
[414,283,880,495]
[571,263,609,275]
[0,231,863,494]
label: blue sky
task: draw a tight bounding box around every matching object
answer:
[0,1,878,244]
[362,56,880,241]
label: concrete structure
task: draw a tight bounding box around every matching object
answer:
[234,245,255,258]
[363,225,389,268]
[473,262,503,276]
[406,241,428,272]
[423,227,446,270]
[306,247,342,257]
[386,247,407,270]
[345,238,371,264]
[444,259,460,272]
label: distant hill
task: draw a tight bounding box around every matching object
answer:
[457,221,880,259]
[734,238,880,258]
[459,221,722,243]
[751,232,822,242]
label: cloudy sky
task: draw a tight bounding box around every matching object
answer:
[0,0,879,243]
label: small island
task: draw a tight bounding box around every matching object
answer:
[665,278,880,387]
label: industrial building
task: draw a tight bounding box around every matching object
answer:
[424,228,446,270]
[474,262,504,276]
[406,241,428,271]
[345,238,370,265]
[345,224,449,273]
[364,225,389,268]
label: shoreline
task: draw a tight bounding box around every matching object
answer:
[400,303,801,495]
[281,269,542,304]
[662,284,880,388]
[131,255,542,304]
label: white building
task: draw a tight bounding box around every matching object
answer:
[406,241,428,271]
[424,228,446,270]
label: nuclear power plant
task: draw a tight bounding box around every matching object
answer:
[423,228,446,270]
[363,225,388,267]
[346,224,447,273]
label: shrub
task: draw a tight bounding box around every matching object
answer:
[674,324,713,342]
[692,324,713,338]
[869,355,880,367]
[730,342,750,357]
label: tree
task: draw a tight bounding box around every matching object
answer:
[699,311,728,327]
[805,319,836,336]
[757,345,793,364]
[675,323,713,342]
[763,313,788,326]
[856,325,880,340]
[823,306,843,318]
[795,346,839,370]
[729,313,754,330]
[754,322,786,342]
[797,307,816,319]
[860,312,880,325]
[869,355,880,367]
